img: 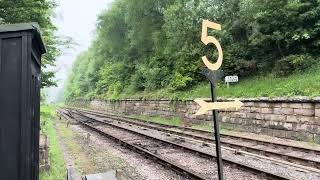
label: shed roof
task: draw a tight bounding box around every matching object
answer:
[0,23,46,54]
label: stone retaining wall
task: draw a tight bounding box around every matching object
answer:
[72,97,320,142]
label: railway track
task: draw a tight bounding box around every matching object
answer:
[73,108,320,170]
[59,110,207,179]
[59,108,320,179]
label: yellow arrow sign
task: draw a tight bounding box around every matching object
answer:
[194,99,244,115]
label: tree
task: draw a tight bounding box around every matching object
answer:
[0,0,65,88]
[65,0,320,101]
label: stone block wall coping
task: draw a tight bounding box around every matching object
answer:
[84,98,320,142]
[94,96,320,103]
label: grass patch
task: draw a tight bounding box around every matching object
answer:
[192,121,213,132]
[216,67,320,97]
[128,114,233,133]
[130,114,183,127]
[40,105,66,180]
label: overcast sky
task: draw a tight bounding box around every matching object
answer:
[46,0,114,102]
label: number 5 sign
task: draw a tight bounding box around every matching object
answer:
[201,20,223,71]
[195,20,243,115]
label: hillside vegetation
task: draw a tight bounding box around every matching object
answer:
[65,0,320,101]
[108,63,320,100]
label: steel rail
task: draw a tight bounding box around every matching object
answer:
[59,110,206,180]
[76,108,320,170]
[65,109,289,180]
[76,108,320,155]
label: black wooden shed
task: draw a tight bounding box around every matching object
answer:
[0,23,46,180]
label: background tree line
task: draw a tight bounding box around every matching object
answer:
[65,0,320,101]
[0,0,65,88]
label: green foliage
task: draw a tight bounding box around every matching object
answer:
[169,72,193,91]
[216,63,320,97]
[274,54,315,76]
[96,62,320,99]
[130,114,183,127]
[65,0,320,101]
[0,0,66,88]
[40,105,66,180]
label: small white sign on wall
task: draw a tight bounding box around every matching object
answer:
[225,76,238,83]
[225,76,238,88]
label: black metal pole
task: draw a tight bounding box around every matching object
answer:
[210,83,224,180]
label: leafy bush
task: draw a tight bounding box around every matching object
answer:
[129,57,171,92]
[169,72,193,91]
[222,43,257,77]
[107,82,123,98]
[274,54,315,76]
[129,69,146,92]
[223,58,257,77]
